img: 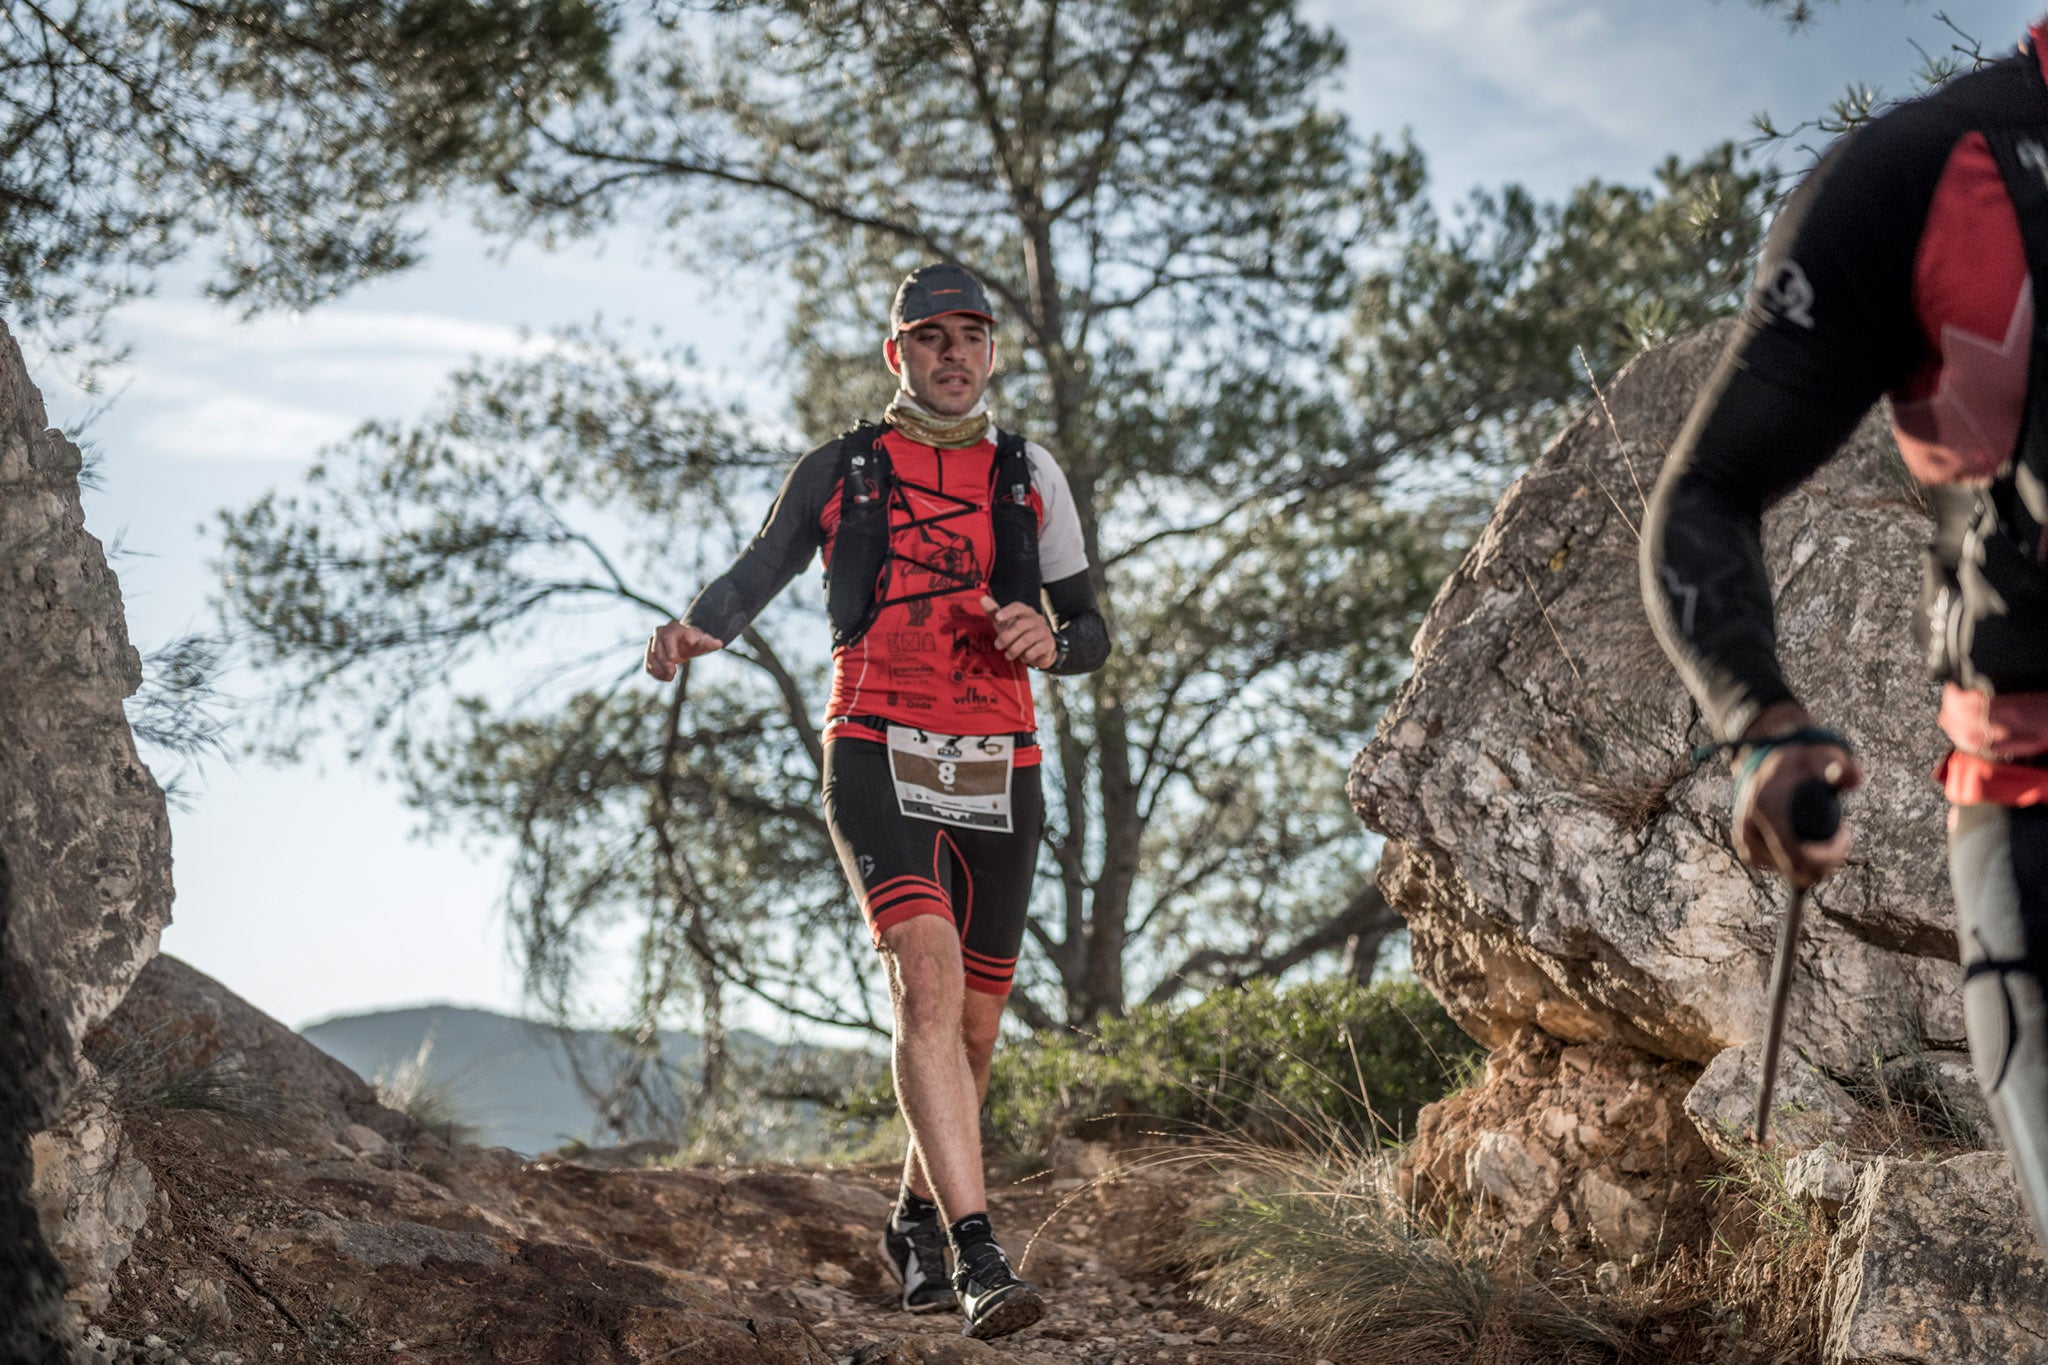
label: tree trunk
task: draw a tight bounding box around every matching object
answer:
[691,903,726,1122]
[1081,683,1142,1021]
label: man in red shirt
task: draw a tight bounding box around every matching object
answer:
[1643,21,2048,1249]
[647,263,1109,1338]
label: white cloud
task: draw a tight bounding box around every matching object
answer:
[77,301,560,464]
[92,296,787,465]
[122,297,541,361]
[128,391,358,464]
[1317,0,1770,178]
[1309,0,2032,202]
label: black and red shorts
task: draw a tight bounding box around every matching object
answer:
[822,735,1043,996]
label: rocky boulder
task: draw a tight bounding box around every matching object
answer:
[0,319,176,1354]
[1350,319,1957,1080]
[1350,320,2044,1344]
[89,954,417,1150]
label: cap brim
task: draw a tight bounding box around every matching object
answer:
[894,308,997,331]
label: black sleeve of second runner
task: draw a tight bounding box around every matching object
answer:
[682,439,841,643]
[1641,103,1946,741]
[1042,570,1111,676]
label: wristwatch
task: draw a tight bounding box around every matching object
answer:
[1046,631,1071,672]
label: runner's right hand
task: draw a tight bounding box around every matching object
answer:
[645,620,723,681]
[1731,703,1862,889]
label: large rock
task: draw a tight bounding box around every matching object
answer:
[42,953,432,1317]
[0,319,176,1353]
[89,953,415,1147]
[1349,321,2048,1331]
[2,851,71,1363]
[1825,1153,2048,1364]
[1350,320,1958,1078]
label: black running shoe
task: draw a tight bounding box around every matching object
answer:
[879,1213,956,1313]
[952,1239,1045,1340]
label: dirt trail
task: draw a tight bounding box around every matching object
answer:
[92,1104,1318,1365]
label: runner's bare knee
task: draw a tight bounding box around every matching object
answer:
[960,1000,1003,1068]
[882,917,965,1034]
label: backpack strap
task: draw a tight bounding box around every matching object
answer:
[827,424,1042,649]
[985,428,1041,610]
[1922,128,2048,691]
[826,423,894,649]
[1983,128,2048,539]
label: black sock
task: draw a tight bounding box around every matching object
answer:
[948,1211,996,1255]
[893,1186,939,1224]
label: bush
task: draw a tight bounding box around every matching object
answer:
[984,977,1482,1154]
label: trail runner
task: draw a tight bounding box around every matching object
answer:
[1642,19,2048,1250]
[645,262,1111,1338]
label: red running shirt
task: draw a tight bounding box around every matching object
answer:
[683,425,1092,766]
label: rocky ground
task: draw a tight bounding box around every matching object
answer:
[83,1096,1316,1365]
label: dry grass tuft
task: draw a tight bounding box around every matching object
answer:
[1160,1050,1840,1365]
[373,1033,477,1144]
[1575,759,1691,831]
[94,1020,298,1134]
[1839,1051,1982,1156]
[1178,1138,1837,1365]
[1182,1146,1619,1364]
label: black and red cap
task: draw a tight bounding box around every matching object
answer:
[890,263,997,334]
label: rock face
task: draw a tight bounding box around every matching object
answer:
[1351,319,1956,1078]
[29,1087,155,1317]
[0,319,176,1354]
[2,852,71,1363]
[1400,1028,1717,1261]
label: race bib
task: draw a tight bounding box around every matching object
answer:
[887,726,1014,832]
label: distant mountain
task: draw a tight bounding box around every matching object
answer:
[300,1004,866,1157]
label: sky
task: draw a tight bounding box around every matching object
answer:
[28,0,2044,1036]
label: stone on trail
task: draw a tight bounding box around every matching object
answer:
[850,1336,1067,1364]
[1684,1038,1863,1162]
[1784,1144,1862,1214]
[1826,1153,2048,1365]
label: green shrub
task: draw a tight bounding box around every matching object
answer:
[984,976,1481,1154]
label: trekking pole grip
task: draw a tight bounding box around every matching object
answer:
[1788,777,1842,843]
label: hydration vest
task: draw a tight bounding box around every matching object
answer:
[825,423,1041,649]
[1920,127,2048,693]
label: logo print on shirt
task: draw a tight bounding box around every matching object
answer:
[1760,261,1816,330]
[2021,138,2048,189]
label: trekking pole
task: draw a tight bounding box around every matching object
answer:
[1751,777,1844,1145]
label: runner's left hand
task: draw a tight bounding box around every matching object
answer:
[980,594,1057,669]
[1731,702,1862,889]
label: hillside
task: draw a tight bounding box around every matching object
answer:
[80,958,1308,1365]
[301,1005,873,1157]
